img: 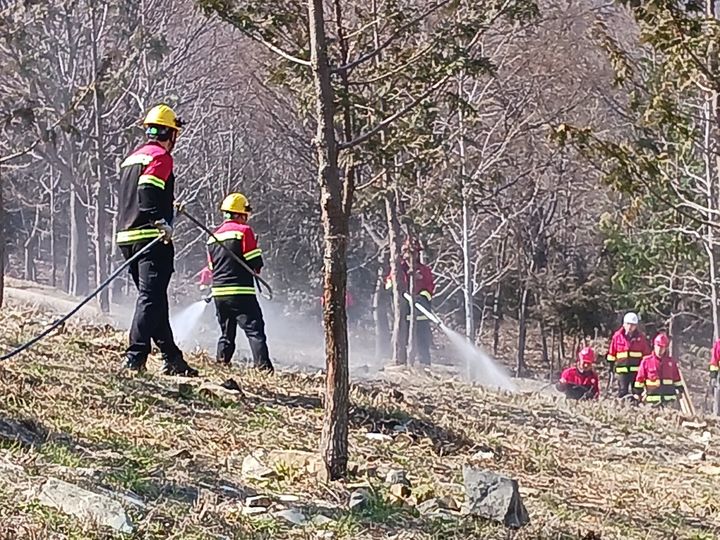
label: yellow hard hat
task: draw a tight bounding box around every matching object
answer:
[143,104,183,130]
[221,193,252,214]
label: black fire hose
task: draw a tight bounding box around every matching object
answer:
[0,236,164,362]
[174,203,273,300]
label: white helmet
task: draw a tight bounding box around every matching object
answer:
[623,312,639,325]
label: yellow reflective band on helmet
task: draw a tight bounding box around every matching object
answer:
[207,231,244,244]
[628,351,644,358]
[616,352,629,359]
[138,175,165,189]
[615,366,629,373]
[121,154,154,168]
[211,285,256,297]
[419,290,432,300]
[116,228,161,245]
[710,365,719,372]
[607,354,616,362]
[244,248,262,261]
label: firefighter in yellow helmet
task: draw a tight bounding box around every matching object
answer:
[115,104,198,376]
[204,193,273,372]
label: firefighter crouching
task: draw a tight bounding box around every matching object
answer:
[556,347,600,400]
[606,312,651,398]
[207,193,274,373]
[385,242,435,365]
[116,104,198,377]
[633,333,684,407]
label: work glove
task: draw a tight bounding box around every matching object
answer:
[154,219,173,243]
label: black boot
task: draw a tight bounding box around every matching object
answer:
[123,356,146,373]
[161,355,199,377]
[255,359,275,374]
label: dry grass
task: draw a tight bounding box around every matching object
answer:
[0,301,718,539]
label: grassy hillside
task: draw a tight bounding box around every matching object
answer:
[0,302,718,539]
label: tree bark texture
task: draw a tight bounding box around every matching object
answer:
[308,0,349,481]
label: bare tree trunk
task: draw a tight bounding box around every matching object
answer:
[309,0,348,481]
[405,227,417,365]
[0,168,4,308]
[69,183,90,296]
[516,286,530,376]
[91,4,110,312]
[374,249,390,358]
[50,178,57,288]
[492,282,502,356]
[539,319,549,367]
[385,185,406,365]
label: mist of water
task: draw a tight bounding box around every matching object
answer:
[442,326,516,392]
[170,300,209,347]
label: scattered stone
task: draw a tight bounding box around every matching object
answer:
[310,514,334,527]
[389,483,411,499]
[438,495,460,512]
[0,418,45,446]
[243,506,269,516]
[416,498,439,514]
[365,433,393,442]
[471,450,495,461]
[220,378,243,392]
[462,466,529,529]
[699,464,720,476]
[268,449,319,472]
[36,478,133,533]
[687,451,706,462]
[273,508,308,526]
[241,454,276,480]
[245,495,272,508]
[277,494,301,503]
[349,488,370,511]
[413,485,436,504]
[199,382,243,399]
[385,469,410,486]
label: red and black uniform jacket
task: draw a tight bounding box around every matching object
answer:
[710,339,720,377]
[634,353,684,403]
[206,220,263,298]
[116,142,175,245]
[556,366,599,400]
[385,261,435,320]
[606,328,651,375]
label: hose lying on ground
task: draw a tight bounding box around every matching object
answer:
[0,236,164,362]
[175,203,274,300]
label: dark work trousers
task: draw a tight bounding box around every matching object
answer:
[617,370,637,398]
[214,295,273,371]
[120,241,183,365]
[400,296,433,365]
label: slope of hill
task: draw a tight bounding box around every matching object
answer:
[0,301,718,539]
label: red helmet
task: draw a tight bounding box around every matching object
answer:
[577,347,595,364]
[654,333,670,348]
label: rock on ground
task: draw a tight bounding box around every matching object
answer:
[36,477,133,533]
[462,466,529,529]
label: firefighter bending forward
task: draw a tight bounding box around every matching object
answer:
[606,312,651,398]
[116,104,198,376]
[207,193,274,373]
[556,347,600,400]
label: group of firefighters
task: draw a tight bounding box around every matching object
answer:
[556,312,687,407]
[115,103,436,377]
[116,103,706,410]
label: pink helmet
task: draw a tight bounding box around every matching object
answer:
[577,347,596,365]
[654,333,670,348]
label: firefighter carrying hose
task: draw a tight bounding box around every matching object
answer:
[556,347,600,400]
[205,193,274,373]
[633,333,684,407]
[606,312,651,398]
[385,241,435,365]
[116,104,198,376]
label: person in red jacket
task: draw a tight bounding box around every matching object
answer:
[556,347,600,400]
[385,241,435,364]
[709,339,720,385]
[633,333,683,407]
[606,312,652,398]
